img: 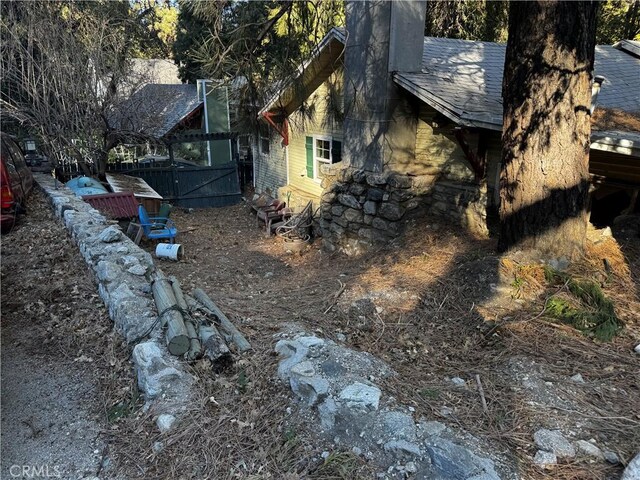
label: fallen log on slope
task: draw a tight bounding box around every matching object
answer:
[152,272,189,356]
[184,294,233,367]
[169,276,201,360]
[193,288,252,353]
[199,325,232,368]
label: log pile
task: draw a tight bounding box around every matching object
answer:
[151,271,250,369]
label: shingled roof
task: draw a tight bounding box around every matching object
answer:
[260,30,640,156]
[111,84,202,139]
[394,38,640,132]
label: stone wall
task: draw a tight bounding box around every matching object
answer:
[319,164,488,255]
[36,174,192,426]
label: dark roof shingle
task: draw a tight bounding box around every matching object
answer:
[395,37,640,130]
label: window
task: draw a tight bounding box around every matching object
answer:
[305,136,342,180]
[259,125,270,155]
[313,137,332,180]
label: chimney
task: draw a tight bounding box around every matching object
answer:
[342,0,427,172]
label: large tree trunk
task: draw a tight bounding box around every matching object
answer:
[498,1,598,259]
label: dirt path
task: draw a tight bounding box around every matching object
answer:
[1,191,128,480]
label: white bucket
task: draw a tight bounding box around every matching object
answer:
[155,243,183,261]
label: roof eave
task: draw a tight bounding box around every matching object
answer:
[258,27,346,118]
[591,130,640,157]
[393,73,502,132]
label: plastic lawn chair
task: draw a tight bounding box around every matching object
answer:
[138,204,178,243]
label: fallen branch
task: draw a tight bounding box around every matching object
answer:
[193,288,252,353]
[323,280,346,315]
[475,374,488,414]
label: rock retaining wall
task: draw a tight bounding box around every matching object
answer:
[319,165,488,255]
[275,331,514,479]
[36,174,192,420]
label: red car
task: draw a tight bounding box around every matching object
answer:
[1,134,33,233]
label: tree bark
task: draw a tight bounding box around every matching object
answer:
[499,1,598,259]
[152,272,190,356]
[193,288,252,353]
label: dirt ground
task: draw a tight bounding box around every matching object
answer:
[1,191,133,480]
[144,203,638,480]
[2,191,638,480]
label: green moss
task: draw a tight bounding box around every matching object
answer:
[544,268,623,341]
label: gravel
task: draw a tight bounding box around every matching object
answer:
[1,190,124,479]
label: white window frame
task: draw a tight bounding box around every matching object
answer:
[312,135,332,182]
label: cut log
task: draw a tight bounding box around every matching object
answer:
[168,276,201,359]
[152,271,189,356]
[184,319,202,361]
[199,325,232,369]
[184,294,232,342]
[168,275,189,312]
[193,288,252,353]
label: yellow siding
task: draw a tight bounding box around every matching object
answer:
[286,73,343,200]
[411,106,476,182]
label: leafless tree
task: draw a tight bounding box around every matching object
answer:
[1,1,161,177]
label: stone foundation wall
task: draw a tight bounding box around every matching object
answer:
[319,165,489,255]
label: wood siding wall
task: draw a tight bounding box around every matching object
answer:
[253,136,287,196]
[410,105,502,204]
[287,74,343,199]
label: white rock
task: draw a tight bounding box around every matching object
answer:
[533,429,575,458]
[290,375,329,406]
[339,382,381,410]
[575,440,604,460]
[533,450,557,468]
[404,462,417,474]
[99,226,122,243]
[440,406,453,417]
[421,421,446,437]
[451,377,466,387]
[128,264,147,276]
[290,361,316,378]
[275,340,309,381]
[156,414,176,433]
[621,452,640,480]
[570,373,585,384]
[318,397,338,430]
[634,344,640,354]
[296,336,325,348]
[321,451,330,460]
[132,342,186,399]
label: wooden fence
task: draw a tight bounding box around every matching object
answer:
[107,159,242,208]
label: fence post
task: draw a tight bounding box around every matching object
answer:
[168,142,180,200]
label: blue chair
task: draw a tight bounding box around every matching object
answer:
[138,204,177,243]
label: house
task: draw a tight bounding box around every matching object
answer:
[119,58,182,97]
[257,1,640,253]
[111,81,235,168]
[255,28,346,205]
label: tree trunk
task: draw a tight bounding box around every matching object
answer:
[499,1,598,259]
